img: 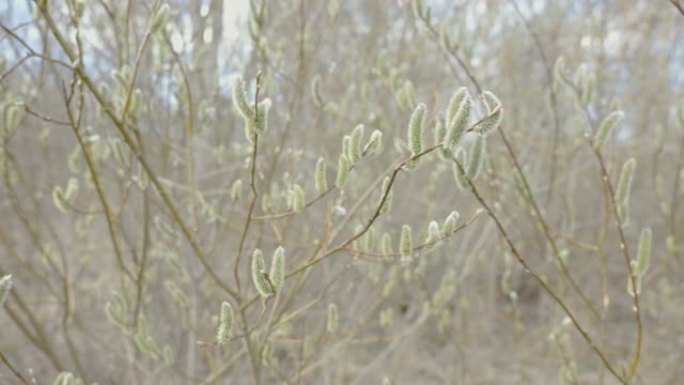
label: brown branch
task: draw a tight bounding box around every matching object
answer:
[671,0,684,17]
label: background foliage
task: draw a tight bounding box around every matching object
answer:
[1,1,684,384]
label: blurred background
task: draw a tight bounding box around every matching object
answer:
[1,1,684,384]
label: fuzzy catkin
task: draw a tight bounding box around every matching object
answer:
[270,247,285,292]
[635,228,651,275]
[254,98,271,133]
[232,77,252,119]
[445,93,471,153]
[447,87,469,123]
[426,220,441,244]
[231,179,243,201]
[150,4,169,34]
[616,158,636,208]
[365,129,383,154]
[474,107,503,135]
[216,301,234,344]
[314,157,328,194]
[452,150,468,189]
[408,103,426,155]
[466,135,486,180]
[349,124,364,162]
[481,90,502,113]
[251,249,274,297]
[434,118,446,146]
[442,211,459,236]
[594,110,624,149]
[335,154,350,189]
[399,225,413,260]
[290,184,305,212]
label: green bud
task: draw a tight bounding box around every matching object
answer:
[399,225,413,261]
[445,93,471,153]
[231,179,243,201]
[408,103,426,155]
[314,157,328,194]
[616,158,636,208]
[251,249,274,297]
[335,154,350,189]
[594,110,624,149]
[349,124,364,163]
[634,228,651,275]
[442,211,459,236]
[216,301,234,344]
[290,184,305,212]
[270,247,285,292]
[466,135,486,180]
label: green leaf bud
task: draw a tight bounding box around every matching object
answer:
[408,103,426,155]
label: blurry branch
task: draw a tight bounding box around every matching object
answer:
[450,158,627,384]
[671,0,684,17]
[62,82,135,283]
[508,0,562,206]
[289,143,444,277]
[411,1,633,381]
[414,0,601,319]
[0,23,72,83]
[346,209,483,259]
[22,104,71,126]
[33,0,239,299]
[235,73,263,295]
[0,349,31,385]
[567,84,644,383]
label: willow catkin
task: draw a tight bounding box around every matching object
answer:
[314,157,328,194]
[442,211,460,237]
[0,275,12,307]
[251,249,274,297]
[434,118,446,146]
[335,154,350,189]
[426,220,441,244]
[466,135,486,180]
[616,158,636,218]
[476,91,503,135]
[342,134,350,157]
[150,4,169,34]
[349,124,364,163]
[581,72,595,106]
[635,228,652,275]
[447,87,469,123]
[270,247,285,292]
[481,90,502,113]
[216,301,234,344]
[399,225,413,261]
[290,184,305,212]
[473,107,503,135]
[445,93,471,153]
[232,77,252,119]
[364,129,383,154]
[452,149,468,189]
[594,110,624,149]
[408,103,426,155]
[254,98,271,133]
[230,179,243,201]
